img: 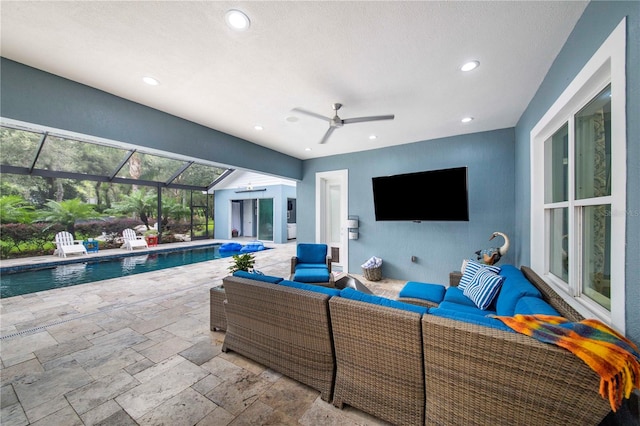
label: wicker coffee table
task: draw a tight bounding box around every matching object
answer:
[209,285,227,331]
[334,274,373,294]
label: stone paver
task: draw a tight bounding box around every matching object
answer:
[1,241,400,425]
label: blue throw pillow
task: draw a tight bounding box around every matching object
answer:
[463,268,505,310]
[458,259,501,290]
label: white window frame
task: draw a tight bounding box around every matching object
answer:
[530,18,626,332]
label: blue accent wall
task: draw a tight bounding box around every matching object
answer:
[300,128,515,285]
[0,58,302,181]
[514,1,639,342]
[1,1,637,341]
[214,184,296,244]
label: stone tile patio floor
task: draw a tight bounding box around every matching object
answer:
[0,241,406,425]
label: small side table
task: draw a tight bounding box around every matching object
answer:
[449,271,463,287]
[146,235,158,247]
[83,240,99,253]
[210,286,227,331]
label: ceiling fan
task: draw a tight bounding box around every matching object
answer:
[292,103,395,144]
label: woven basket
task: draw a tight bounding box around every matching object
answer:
[362,265,382,281]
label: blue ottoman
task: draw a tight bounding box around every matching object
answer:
[397,281,446,308]
[293,268,333,287]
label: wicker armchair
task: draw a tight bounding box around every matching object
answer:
[290,243,334,287]
[221,275,336,401]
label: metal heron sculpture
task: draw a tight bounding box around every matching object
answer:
[475,232,510,265]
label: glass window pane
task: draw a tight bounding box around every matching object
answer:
[329,184,341,243]
[544,123,568,203]
[175,163,226,186]
[575,85,611,200]
[548,207,569,282]
[116,152,186,182]
[0,127,42,167]
[258,198,273,240]
[581,204,611,309]
[35,135,127,176]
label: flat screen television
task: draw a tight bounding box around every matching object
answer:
[372,166,469,221]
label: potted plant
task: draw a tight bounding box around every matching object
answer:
[144,229,159,246]
[231,228,239,237]
[228,253,255,273]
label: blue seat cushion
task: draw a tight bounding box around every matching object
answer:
[495,265,543,316]
[279,280,341,296]
[428,307,514,332]
[443,287,477,307]
[514,296,560,316]
[399,282,446,304]
[294,263,328,270]
[293,267,330,283]
[296,243,328,264]
[438,301,497,317]
[232,270,283,284]
[340,287,428,315]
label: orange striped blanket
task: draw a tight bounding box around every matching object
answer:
[495,314,640,412]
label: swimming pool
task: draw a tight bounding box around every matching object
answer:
[0,244,267,298]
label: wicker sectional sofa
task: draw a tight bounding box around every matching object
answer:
[216,266,614,425]
[221,275,338,402]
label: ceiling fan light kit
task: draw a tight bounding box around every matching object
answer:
[292,103,395,144]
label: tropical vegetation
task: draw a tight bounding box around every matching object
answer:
[0,125,218,259]
[228,253,256,273]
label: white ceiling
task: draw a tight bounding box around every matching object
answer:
[0,1,588,160]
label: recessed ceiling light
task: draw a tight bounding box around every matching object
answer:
[460,61,480,72]
[304,147,312,151]
[254,125,263,131]
[461,117,474,123]
[286,116,299,123]
[142,76,160,86]
[369,135,377,140]
[225,9,250,31]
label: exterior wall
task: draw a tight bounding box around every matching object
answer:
[299,128,516,285]
[514,1,639,342]
[0,58,302,181]
[214,184,296,244]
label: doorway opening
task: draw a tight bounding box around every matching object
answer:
[315,170,348,272]
[230,198,274,241]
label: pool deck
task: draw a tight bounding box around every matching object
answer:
[0,240,406,425]
[0,240,233,272]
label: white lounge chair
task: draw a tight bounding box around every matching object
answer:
[122,228,148,251]
[54,231,88,258]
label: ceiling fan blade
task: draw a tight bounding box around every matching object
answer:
[319,126,336,144]
[342,114,395,125]
[291,107,331,122]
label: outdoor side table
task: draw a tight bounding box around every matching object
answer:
[210,285,227,331]
[449,271,462,286]
[83,240,99,253]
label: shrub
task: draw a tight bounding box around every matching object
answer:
[0,222,64,257]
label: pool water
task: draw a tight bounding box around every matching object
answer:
[0,244,262,298]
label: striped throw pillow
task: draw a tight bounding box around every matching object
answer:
[463,268,505,310]
[458,260,501,290]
